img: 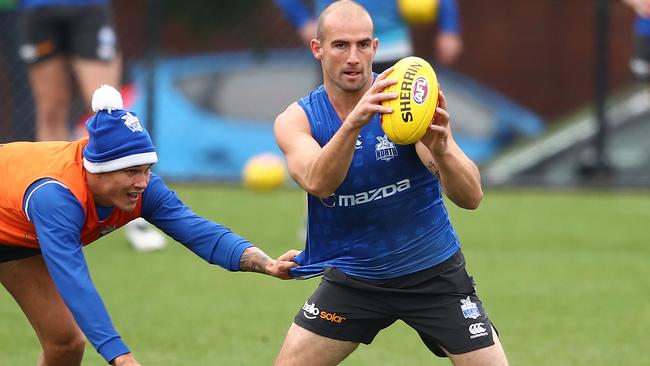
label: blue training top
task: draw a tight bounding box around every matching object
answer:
[289,84,460,280]
[23,172,251,363]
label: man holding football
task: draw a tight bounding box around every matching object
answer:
[273,1,508,365]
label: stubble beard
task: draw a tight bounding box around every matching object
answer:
[334,70,370,94]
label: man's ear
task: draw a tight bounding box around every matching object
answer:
[311,39,323,60]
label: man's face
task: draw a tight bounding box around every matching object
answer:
[90,164,152,211]
[313,12,377,93]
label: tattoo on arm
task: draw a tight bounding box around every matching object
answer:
[427,160,439,177]
[239,248,271,274]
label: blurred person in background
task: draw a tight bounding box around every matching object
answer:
[274,0,462,73]
[0,85,300,366]
[18,0,120,142]
[272,2,507,365]
[17,0,166,251]
[0,0,34,142]
[623,0,650,85]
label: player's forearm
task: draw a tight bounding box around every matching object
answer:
[434,148,483,209]
[239,247,273,274]
[239,247,299,280]
[303,123,361,198]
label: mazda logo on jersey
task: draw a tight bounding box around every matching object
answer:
[319,179,411,208]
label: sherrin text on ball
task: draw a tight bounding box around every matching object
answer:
[380,56,438,145]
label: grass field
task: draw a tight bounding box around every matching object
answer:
[1,186,648,365]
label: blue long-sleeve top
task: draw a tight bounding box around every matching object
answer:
[23,173,252,363]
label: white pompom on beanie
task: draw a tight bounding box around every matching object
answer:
[82,85,158,173]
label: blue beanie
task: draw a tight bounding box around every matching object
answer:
[83,85,158,173]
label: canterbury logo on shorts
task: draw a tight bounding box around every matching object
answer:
[468,322,489,339]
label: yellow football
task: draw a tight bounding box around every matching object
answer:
[397,0,439,25]
[242,153,287,191]
[381,56,439,145]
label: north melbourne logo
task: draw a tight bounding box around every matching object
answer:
[122,112,144,132]
[460,296,481,319]
[375,135,398,161]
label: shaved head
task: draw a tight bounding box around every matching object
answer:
[317,0,374,42]
[310,0,377,95]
